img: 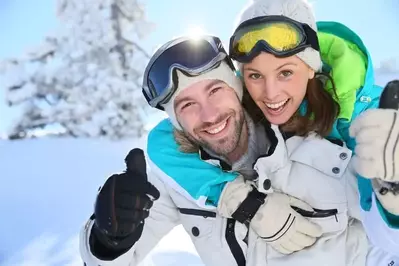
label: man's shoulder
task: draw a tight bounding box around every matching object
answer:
[148,118,174,138]
[147,118,177,155]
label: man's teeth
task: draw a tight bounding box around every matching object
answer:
[206,121,227,134]
[265,99,288,109]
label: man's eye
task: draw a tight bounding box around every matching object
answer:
[181,102,193,110]
[210,87,222,95]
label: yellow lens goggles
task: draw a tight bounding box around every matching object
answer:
[236,22,303,54]
[229,16,319,62]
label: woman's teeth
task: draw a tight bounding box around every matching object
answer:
[265,99,289,109]
[206,121,227,134]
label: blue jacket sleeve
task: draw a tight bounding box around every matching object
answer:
[338,84,399,229]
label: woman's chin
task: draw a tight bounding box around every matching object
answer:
[262,107,293,125]
[265,116,289,125]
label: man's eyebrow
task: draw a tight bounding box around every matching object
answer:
[174,95,191,109]
[205,79,224,90]
[174,80,224,108]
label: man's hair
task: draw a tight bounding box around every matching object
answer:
[173,128,199,153]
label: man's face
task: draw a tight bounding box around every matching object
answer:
[174,79,245,157]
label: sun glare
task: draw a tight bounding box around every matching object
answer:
[186,25,206,40]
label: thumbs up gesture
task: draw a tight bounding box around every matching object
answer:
[93,148,160,250]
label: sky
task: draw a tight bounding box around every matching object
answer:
[0,0,398,134]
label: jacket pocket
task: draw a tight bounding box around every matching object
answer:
[178,208,217,241]
[178,208,216,218]
[286,135,351,205]
[179,208,248,266]
[292,205,346,233]
[292,206,338,218]
[289,134,352,179]
[286,136,351,233]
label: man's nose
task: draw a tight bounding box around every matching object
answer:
[199,102,219,123]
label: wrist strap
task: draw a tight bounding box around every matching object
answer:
[231,188,267,225]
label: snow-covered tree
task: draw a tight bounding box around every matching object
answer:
[377,58,398,74]
[0,0,155,140]
[375,57,399,87]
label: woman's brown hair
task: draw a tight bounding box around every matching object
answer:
[243,72,340,137]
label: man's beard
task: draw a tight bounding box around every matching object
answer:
[184,109,246,157]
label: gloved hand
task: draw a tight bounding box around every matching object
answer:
[92,148,160,252]
[372,179,399,215]
[349,109,399,182]
[218,176,323,254]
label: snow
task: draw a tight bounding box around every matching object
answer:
[0,136,202,266]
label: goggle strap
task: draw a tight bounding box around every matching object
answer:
[303,24,320,51]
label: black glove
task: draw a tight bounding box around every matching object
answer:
[91,148,160,255]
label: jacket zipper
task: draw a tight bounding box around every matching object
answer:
[178,208,216,218]
[291,206,338,219]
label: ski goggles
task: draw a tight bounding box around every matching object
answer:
[142,35,235,110]
[229,15,320,63]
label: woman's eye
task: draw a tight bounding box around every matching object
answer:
[249,73,261,79]
[279,70,293,78]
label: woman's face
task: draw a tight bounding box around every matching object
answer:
[242,52,315,125]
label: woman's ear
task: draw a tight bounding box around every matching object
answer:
[308,68,315,79]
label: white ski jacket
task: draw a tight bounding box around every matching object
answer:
[80,126,399,266]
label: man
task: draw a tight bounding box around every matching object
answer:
[80,36,399,266]
[79,35,324,266]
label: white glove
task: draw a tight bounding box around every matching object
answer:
[218,176,323,254]
[372,179,399,215]
[349,109,399,182]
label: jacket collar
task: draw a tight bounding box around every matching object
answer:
[198,147,233,171]
[197,118,281,171]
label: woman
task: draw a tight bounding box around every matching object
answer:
[228,0,399,226]
[228,0,399,233]
[146,0,399,261]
